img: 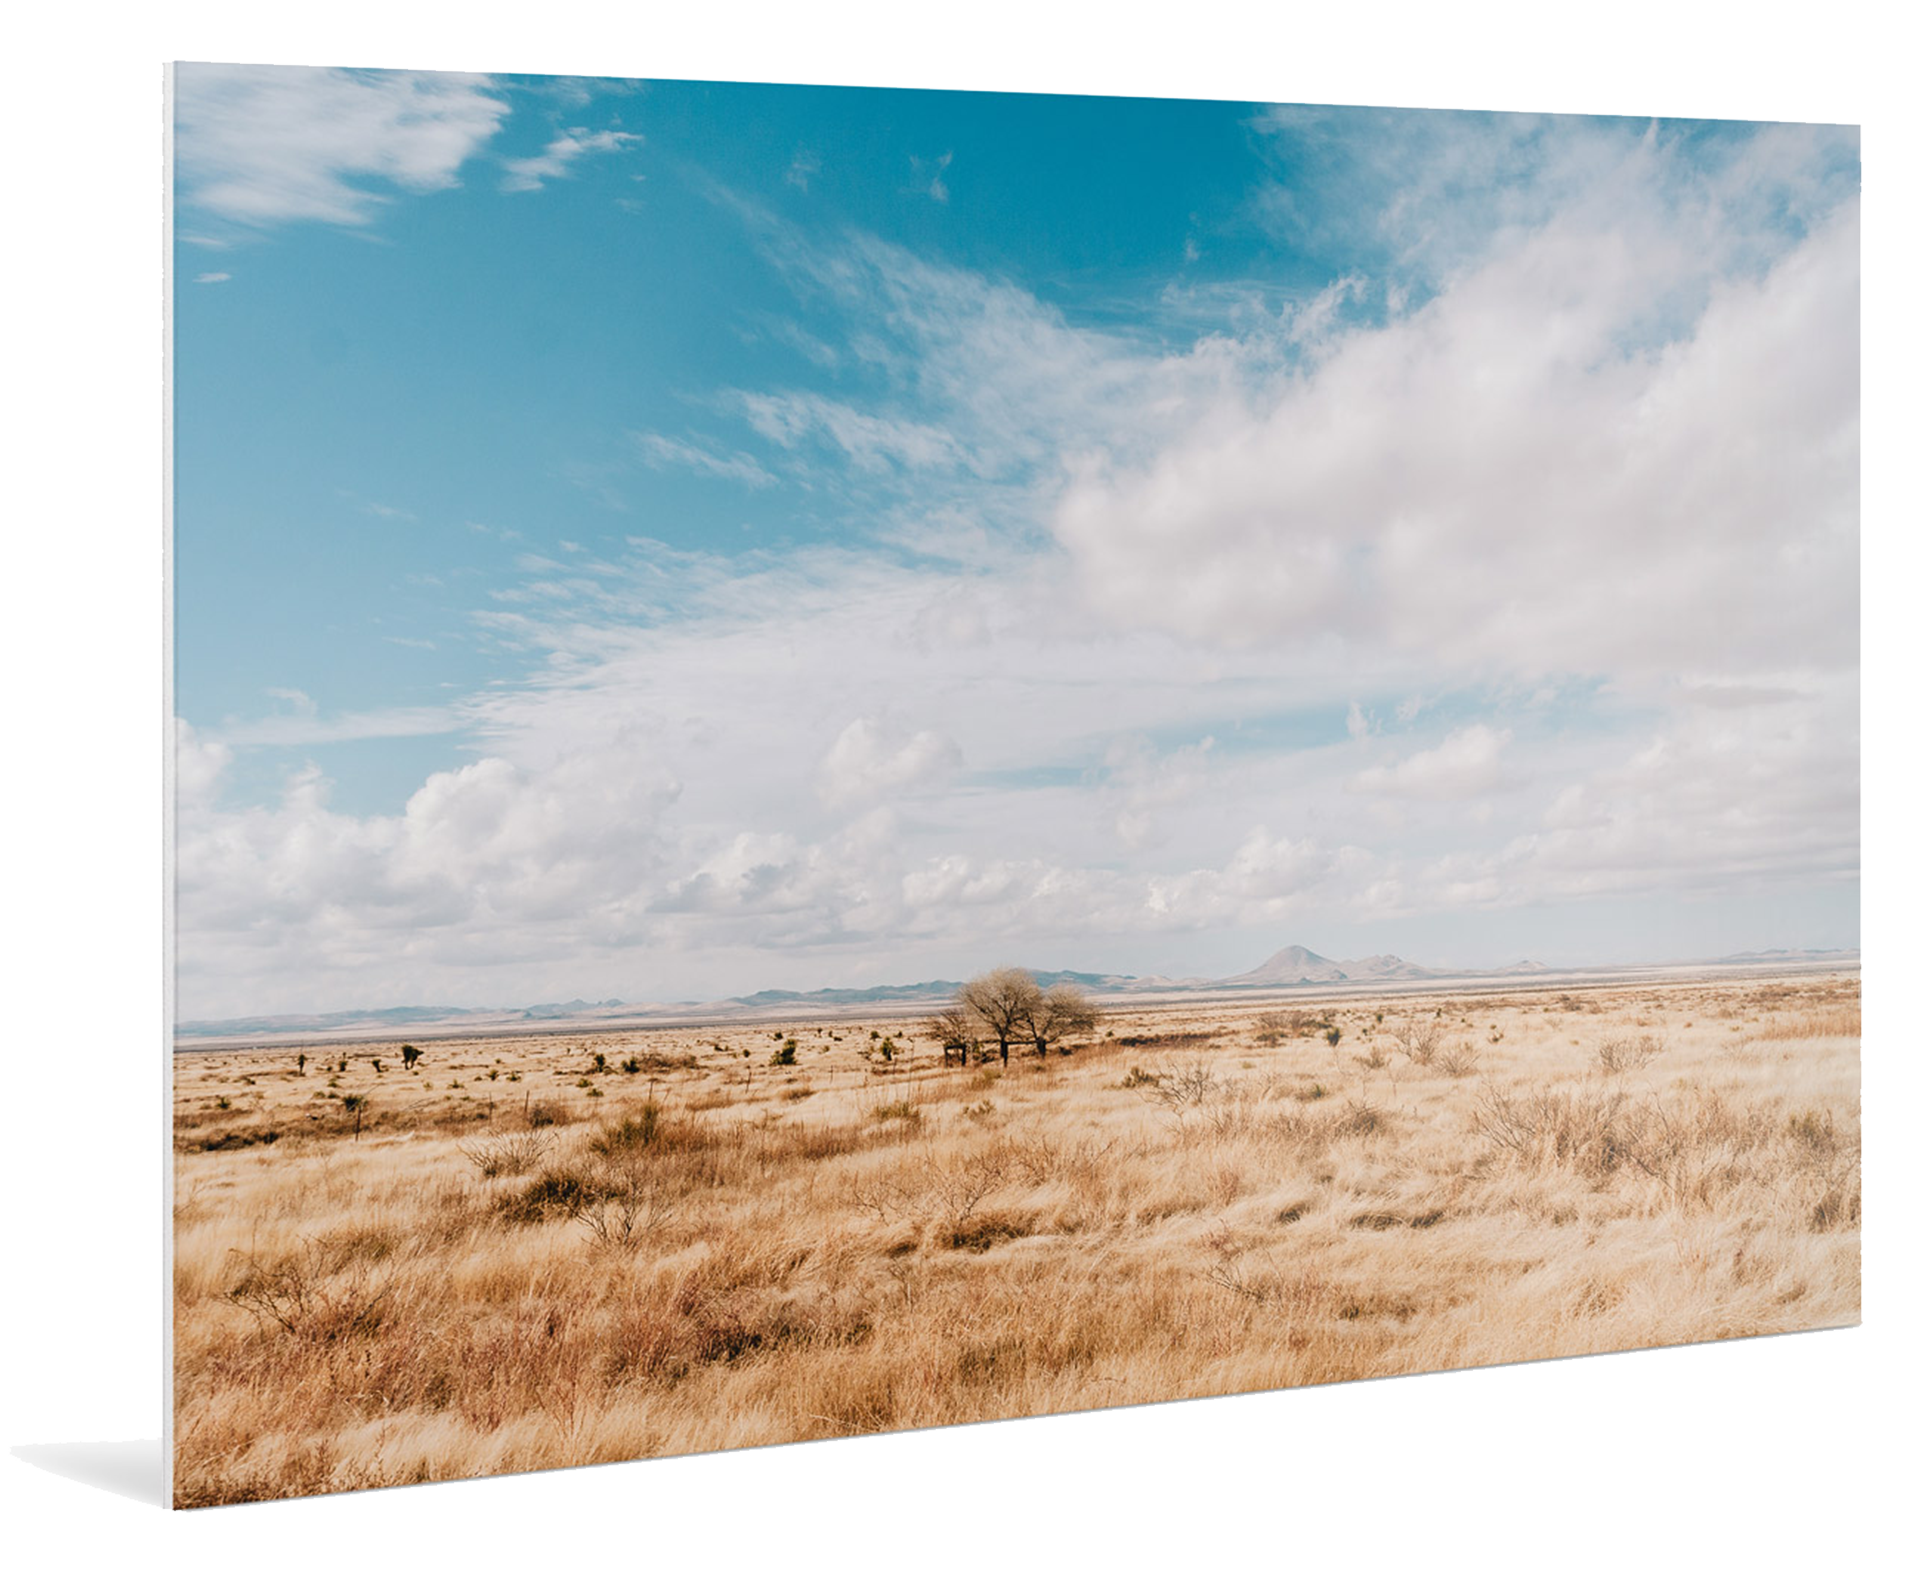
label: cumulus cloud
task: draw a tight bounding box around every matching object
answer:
[1051,129,1858,679]
[174,718,231,804]
[173,64,509,227]
[818,717,963,811]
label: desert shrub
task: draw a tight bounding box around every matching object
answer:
[571,1166,684,1247]
[947,1212,1035,1252]
[1148,1059,1217,1112]
[1472,1084,1635,1179]
[870,1100,922,1126]
[1119,1065,1161,1089]
[618,1056,643,1075]
[1350,1046,1390,1071]
[1786,1108,1840,1155]
[1393,1026,1443,1066]
[525,1099,574,1129]
[1432,1041,1481,1078]
[770,1038,799,1067]
[1118,1028,1226,1049]
[192,1125,281,1152]
[460,1130,550,1178]
[1340,1097,1388,1136]
[498,1167,597,1222]
[1594,1034,1662,1074]
[221,1242,392,1342]
[1253,1009,1317,1044]
[1324,1026,1343,1047]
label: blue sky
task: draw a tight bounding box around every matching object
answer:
[171,66,1860,1018]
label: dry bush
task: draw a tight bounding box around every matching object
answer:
[1471,1083,1636,1179]
[1253,1009,1317,1045]
[460,1130,549,1178]
[1593,1034,1662,1074]
[1431,1041,1481,1078]
[1146,1058,1219,1113]
[1392,1025,1443,1066]
[570,1166,687,1247]
[220,1240,393,1343]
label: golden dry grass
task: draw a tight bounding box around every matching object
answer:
[171,974,1860,1506]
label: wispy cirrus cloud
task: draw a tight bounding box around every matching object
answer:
[500,126,641,192]
[631,431,776,490]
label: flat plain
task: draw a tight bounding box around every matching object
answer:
[171,972,1861,1507]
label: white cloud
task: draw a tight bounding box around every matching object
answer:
[170,118,1858,1016]
[786,149,821,191]
[817,716,963,811]
[631,431,776,489]
[1050,131,1858,680]
[174,718,231,805]
[1347,725,1515,801]
[500,126,641,192]
[737,390,964,474]
[220,703,463,747]
[911,151,952,203]
[173,64,509,227]
[192,271,230,284]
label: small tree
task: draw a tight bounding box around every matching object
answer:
[961,968,1043,1065]
[930,1005,983,1067]
[1025,983,1099,1057]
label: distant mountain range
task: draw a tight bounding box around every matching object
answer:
[172,943,1860,1041]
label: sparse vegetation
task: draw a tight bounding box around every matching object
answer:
[173,973,1859,1506]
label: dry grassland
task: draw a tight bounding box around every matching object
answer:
[172,974,1861,1506]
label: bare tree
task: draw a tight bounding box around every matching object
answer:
[1025,982,1099,1057]
[961,967,1043,1065]
[930,1005,983,1066]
